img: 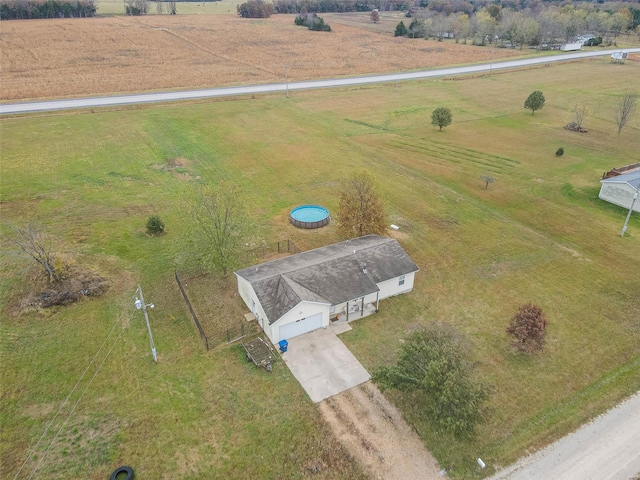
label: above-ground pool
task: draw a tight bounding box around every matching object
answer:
[290,205,330,229]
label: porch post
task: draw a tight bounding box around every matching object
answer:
[346,302,349,322]
[361,297,364,317]
[375,292,379,312]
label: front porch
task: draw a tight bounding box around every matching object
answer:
[330,300,377,334]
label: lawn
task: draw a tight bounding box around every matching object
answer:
[1,58,639,479]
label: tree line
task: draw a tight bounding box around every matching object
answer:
[392,2,640,46]
[0,0,96,19]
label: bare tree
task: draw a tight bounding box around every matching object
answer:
[570,103,592,130]
[613,92,638,135]
[5,224,62,283]
[480,175,495,189]
[167,0,176,14]
[188,184,252,276]
[155,0,163,14]
[337,172,387,238]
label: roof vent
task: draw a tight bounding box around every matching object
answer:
[353,250,356,254]
[362,263,367,274]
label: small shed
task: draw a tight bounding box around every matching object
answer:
[599,171,640,212]
[561,42,582,52]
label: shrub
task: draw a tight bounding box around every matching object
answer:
[507,303,548,354]
[586,37,603,46]
[146,215,165,236]
[294,13,331,31]
[555,147,564,157]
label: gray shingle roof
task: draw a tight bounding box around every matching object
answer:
[235,235,419,324]
[601,171,640,189]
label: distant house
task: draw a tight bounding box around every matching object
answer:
[577,34,597,45]
[235,235,419,344]
[599,170,640,213]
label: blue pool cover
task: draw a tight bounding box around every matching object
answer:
[290,205,330,222]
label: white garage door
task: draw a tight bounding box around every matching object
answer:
[278,313,323,341]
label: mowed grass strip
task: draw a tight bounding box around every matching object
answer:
[1,59,639,478]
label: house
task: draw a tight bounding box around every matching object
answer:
[577,34,597,45]
[235,235,419,344]
[599,170,640,213]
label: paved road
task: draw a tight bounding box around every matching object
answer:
[1,49,639,115]
[490,392,640,480]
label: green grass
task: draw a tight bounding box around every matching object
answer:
[1,58,640,478]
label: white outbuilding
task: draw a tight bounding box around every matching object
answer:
[235,235,419,344]
[599,170,640,213]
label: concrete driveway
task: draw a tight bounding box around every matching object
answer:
[282,327,370,403]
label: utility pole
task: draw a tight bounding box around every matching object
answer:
[135,285,157,362]
[284,63,289,98]
[620,184,640,237]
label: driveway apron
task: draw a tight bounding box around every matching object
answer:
[282,327,370,403]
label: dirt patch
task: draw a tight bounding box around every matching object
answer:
[150,157,199,181]
[319,381,441,480]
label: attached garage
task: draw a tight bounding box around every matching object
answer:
[278,312,323,340]
[235,235,419,345]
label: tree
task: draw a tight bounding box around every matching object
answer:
[395,21,407,37]
[431,107,452,130]
[506,303,548,354]
[189,184,251,276]
[124,0,147,15]
[613,92,638,135]
[5,224,63,283]
[167,0,176,14]
[146,215,165,236]
[237,0,274,18]
[372,323,489,438]
[371,9,379,23]
[524,90,545,115]
[337,172,386,238]
[570,103,591,129]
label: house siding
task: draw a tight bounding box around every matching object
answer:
[376,272,416,299]
[236,275,269,330]
[599,183,640,212]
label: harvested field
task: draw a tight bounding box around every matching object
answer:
[0,14,525,101]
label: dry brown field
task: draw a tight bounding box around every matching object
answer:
[0,14,525,101]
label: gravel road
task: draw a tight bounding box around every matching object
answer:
[490,392,640,480]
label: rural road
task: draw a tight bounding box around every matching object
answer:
[490,392,640,480]
[1,48,639,115]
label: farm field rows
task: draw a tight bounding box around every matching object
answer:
[1,59,640,479]
[0,14,525,102]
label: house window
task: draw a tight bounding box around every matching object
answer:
[399,275,405,286]
[330,306,336,313]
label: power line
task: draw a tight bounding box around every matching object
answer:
[27,323,126,480]
[12,316,121,480]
